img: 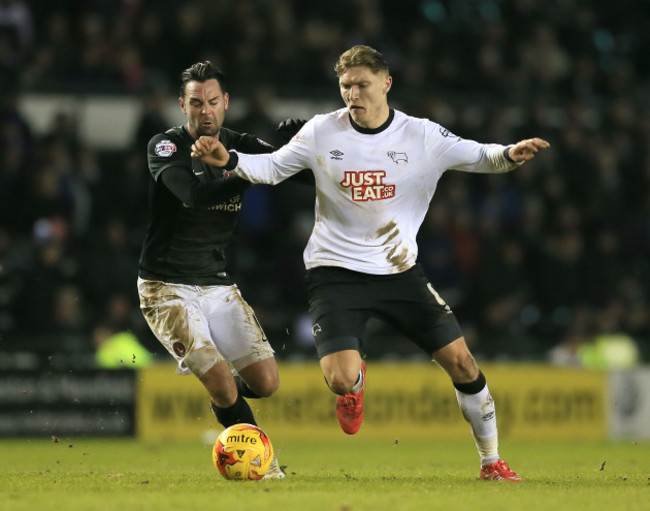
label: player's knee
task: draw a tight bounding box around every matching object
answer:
[446,353,479,382]
[249,371,279,398]
[208,387,238,408]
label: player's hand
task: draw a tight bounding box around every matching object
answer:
[276,118,306,145]
[191,136,230,167]
[508,138,550,162]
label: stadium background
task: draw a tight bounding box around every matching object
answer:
[0,1,649,438]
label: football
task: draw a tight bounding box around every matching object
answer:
[212,423,274,480]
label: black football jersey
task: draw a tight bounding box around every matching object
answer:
[138,125,274,285]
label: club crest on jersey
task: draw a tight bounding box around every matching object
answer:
[387,151,408,164]
[340,170,396,201]
[155,140,177,157]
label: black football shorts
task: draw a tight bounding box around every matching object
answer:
[305,264,463,359]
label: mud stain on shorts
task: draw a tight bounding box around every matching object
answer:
[139,280,192,354]
[138,280,181,307]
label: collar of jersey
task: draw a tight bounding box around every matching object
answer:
[348,108,395,134]
[182,125,224,142]
[182,125,194,141]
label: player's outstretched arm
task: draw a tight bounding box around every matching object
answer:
[191,136,230,167]
[508,138,551,162]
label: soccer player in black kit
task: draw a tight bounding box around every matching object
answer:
[137,61,302,478]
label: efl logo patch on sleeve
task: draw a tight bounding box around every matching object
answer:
[154,140,177,157]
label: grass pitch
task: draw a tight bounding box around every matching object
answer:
[1,435,648,511]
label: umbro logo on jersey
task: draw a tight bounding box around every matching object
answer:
[387,151,408,164]
[439,127,457,138]
[330,150,344,160]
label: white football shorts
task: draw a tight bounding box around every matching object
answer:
[137,278,274,377]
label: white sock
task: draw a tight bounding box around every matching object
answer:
[350,368,364,394]
[455,385,499,465]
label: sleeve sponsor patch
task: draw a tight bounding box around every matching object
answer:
[154,140,177,157]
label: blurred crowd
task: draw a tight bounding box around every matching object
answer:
[0,0,649,365]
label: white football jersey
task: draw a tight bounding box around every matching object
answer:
[233,108,518,275]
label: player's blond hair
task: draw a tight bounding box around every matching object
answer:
[334,45,389,77]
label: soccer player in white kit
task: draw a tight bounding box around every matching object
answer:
[191,45,550,481]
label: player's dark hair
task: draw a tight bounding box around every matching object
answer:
[179,61,228,98]
[334,45,389,77]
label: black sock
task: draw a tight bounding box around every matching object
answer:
[211,394,257,428]
[233,373,261,399]
[452,370,487,395]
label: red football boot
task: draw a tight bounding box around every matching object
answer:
[335,362,366,435]
[480,459,522,482]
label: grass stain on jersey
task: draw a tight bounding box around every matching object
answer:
[386,244,409,272]
[375,221,410,272]
[375,221,397,238]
